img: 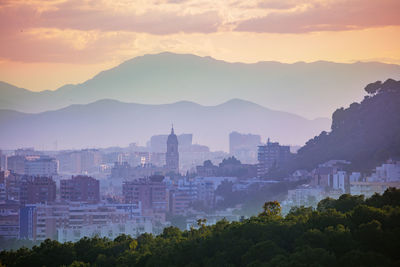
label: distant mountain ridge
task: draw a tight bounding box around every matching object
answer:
[1,52,400,118]
[0,98,330,151]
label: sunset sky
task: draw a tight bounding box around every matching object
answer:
[1,0,400,91]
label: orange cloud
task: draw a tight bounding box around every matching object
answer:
[0,0,222,35]
[0,0,221,63]
[0,26,136,63]
[0,0,399,72]
[236,0,400,33]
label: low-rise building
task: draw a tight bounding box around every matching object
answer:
[370,159,400,182]
[58,220,152,243]
[350,181,400,198]
[286,186,324,207]
[19,202,147,241]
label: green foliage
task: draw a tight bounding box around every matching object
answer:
[261,201,282,218]
[0,238,41,251]
[166,213,188,230]
[2,188,400,267]
[216,180,302,216]
[68,260,90,267]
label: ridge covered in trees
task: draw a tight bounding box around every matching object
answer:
[1,188,400,267]
[290,78,400,172]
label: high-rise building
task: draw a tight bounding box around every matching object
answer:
[14,148,37,157]
[6,155,58,177]
[19,176,57,204]
[257,139,291,178]
[111,162,167,180]
[149,152,166,167]
[57,149,102,174]
[122,175,168,215]
[0,201,20,239]
[60,175,100,203]
[57,151,82,174]
[24,157,58,177]
[0,150,7,171]
[5,173,20,202]
[6,155,26,175]
[229,132,261,163]
[166,126,179,173]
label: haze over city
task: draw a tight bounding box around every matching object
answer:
[1,0,400,266]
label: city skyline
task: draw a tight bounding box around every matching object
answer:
[1,0,400,261]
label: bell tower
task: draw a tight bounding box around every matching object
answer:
[166,125,179,173]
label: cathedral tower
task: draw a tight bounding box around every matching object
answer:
[166,126,179,173]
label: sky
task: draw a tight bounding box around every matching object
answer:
[1,0,400,91]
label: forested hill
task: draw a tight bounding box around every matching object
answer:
[292,78,400,172]
[1,189,400,266]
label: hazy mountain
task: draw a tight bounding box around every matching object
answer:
[0,99,330,151]
[1,53,400,118]
[291,79,400,172]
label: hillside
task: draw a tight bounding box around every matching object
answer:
[1,189,400,266]
[292,79,400,172]
[0,99,330,151]
[1,53,400,118]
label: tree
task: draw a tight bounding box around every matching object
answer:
[289,79,400,172]
[197,218,207,227]
[261,201,282,217]
[364,80,382,95]
[2,189,400,267]
[68,261,89,267]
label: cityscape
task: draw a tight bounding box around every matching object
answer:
[1,118,399,244]
[1,0,400,266]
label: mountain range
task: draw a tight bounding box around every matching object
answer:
[1,52,400,119]
[0,99,330,151]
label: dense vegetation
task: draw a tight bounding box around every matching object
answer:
[290,79,400,172]
[215,180,305,216]
[1,188,400,267]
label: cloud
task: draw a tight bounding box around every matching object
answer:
[1,0,399,65]
[0,0,222,63]
[257,0,303,10]
[235,0,400,33]
[39,9,221,34]
[166,0,190,3]
[0,28,136,63]
[0,0,221,35]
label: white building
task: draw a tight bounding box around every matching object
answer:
[350,181,400,198]
[58,219,152,242]
[25,157,58,177]
[22,202,150,241]
[332,171,348,193]
[286,186,324,207]
[349,172,362,182]
[232,178,278,192]
[373,160,400,182]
